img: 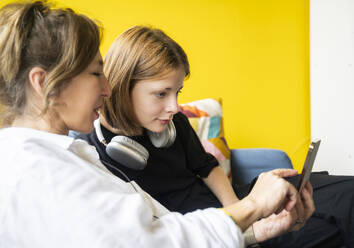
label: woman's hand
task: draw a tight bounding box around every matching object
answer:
[246,169,299,218]
[252,209,298,242]
[252,180,315,242]
[224,169,299,231]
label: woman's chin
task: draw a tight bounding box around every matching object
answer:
[72,124,94,134]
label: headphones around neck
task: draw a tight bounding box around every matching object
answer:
[94,118,176,170]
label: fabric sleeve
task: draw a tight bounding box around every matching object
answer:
[174,112,219,177]
[63,179,245,248]
[15,160,244,247]
[0,129,244,248]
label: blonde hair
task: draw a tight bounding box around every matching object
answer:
[103,26,190,136]
[0,0,102,125]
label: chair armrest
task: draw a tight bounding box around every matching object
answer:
[231,148,293,185]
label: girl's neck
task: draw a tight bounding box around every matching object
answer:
[99,115,144,136]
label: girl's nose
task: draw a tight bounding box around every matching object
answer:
[166,96,178,114]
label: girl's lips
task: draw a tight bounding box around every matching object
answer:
[159,119,170,125]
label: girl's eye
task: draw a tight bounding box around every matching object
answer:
[155,92,166,98]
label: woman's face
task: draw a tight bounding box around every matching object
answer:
[131,67,185,133]
[56,52,111,134]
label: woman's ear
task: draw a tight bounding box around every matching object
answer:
[28,67,46,96]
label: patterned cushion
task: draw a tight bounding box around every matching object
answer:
[179,98,231,179]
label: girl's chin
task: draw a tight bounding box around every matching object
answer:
[146,125,166,134]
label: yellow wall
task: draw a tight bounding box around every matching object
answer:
[0,0,310,170]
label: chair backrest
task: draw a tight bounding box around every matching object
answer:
[231,148,293,185]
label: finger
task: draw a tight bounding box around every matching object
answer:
[283,183,298,212]
[303,181,313,196]
[300,186,315,219]
[274,200,286,215]
[288,208,307,231]
[285,209,302,232]
[270,169,299,178]
[294,193,306,223]
[292,220,305,231]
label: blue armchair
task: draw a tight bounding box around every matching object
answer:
[230,148,293,185]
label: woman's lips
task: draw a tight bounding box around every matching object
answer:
[93,106,101,119]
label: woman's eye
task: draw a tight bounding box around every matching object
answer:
[92,72,101,77]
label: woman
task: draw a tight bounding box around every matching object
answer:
[79,26,353,247]
[0,1,312,247]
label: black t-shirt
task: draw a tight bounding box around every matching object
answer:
[78,112,222,213]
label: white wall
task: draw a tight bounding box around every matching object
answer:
[310,0,354,175]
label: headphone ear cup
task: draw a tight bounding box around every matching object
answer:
[106,136,149,170]
[147,121,176,148]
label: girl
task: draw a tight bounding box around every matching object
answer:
[80,26,317,247]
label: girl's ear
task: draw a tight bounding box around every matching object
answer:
[28,67,46,96]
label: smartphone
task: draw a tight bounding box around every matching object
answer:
[297,139,321,192]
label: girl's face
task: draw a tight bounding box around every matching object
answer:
[131,67,185,133]
[55,52,111,134]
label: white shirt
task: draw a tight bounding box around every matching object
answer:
[0,127,243,248]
